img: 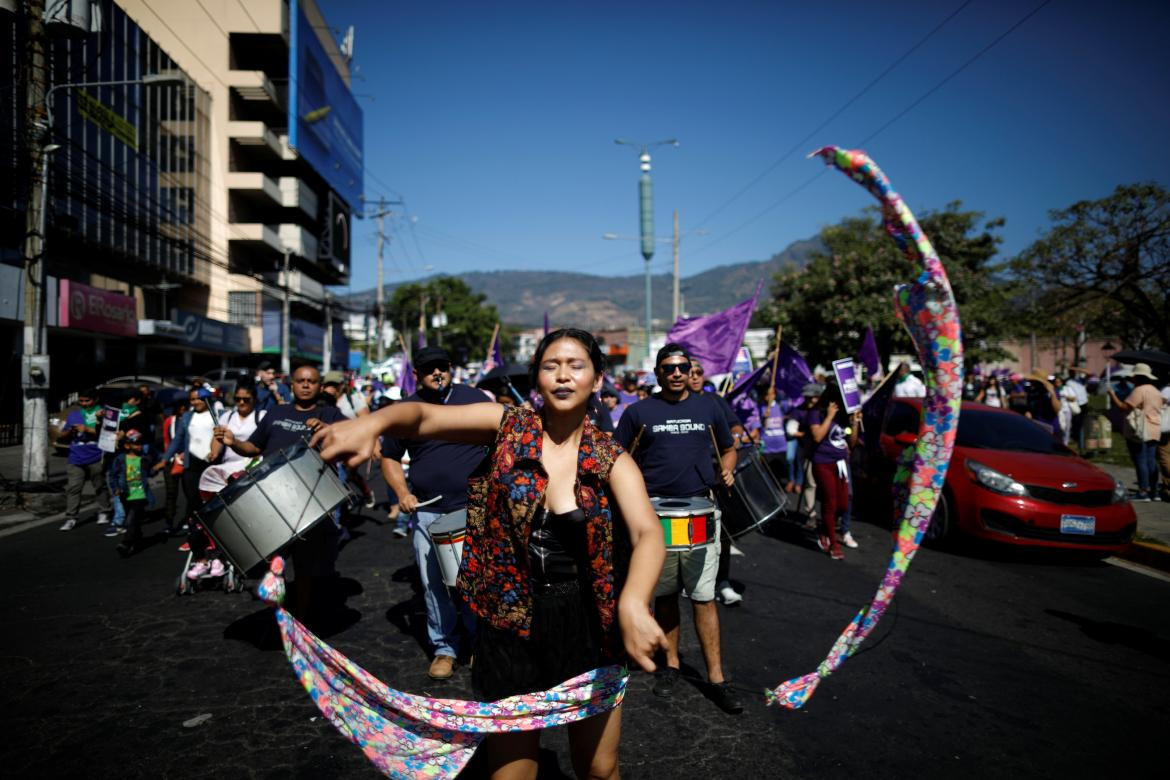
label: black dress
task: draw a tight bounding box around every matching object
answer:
[471,506,607,701]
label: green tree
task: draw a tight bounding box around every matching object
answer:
[387,276,500,365]
[1010,183,1170,350]
[762,202,1013,368]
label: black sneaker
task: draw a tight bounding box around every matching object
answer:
[652,666,680,698]
[708,681,744,714]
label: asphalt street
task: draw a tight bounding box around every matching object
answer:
[1,475,1168,779]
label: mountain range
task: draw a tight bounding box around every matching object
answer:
[341,236,824,331]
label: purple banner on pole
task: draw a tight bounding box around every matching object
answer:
[832,358,862,414]
[399,352,416,397]
[543,311,550,337]
[858,326,881,377]
[666,281,763,375]
[772,342,813,401]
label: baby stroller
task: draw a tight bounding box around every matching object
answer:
[175,463,250,596]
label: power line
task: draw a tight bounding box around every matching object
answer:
[692,0,975,231]
[689,0,1052,259]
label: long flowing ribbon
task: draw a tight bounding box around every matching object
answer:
[256,558,627,778]
[766,147,963,709]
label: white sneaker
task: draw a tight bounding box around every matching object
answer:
[718,585,743,605]
[59,517,77,531]
[392,526,408,538]
[729,543,745,557]
[364,495,377,509]
[840,532,859,549]
[209,559,225,577]
[95,513,110,525]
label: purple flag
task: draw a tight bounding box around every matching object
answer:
[857,326,881,377]
[399,352,416,397]
[772,342,813,401]
[726,361,768,401]
[666,281,763,375]
[417,330,425,349]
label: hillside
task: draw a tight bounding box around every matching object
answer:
[341,236,823,330]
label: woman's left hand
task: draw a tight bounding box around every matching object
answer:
[619,598,667,673]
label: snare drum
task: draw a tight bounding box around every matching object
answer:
[194,443,351,574]
[652,496,719,551]
[721,445,788,537]
[429,509,467,587]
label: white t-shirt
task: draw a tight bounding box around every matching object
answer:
[187,410,216,462]
[335,389,369,420]
[220,408,265,463]
[983,385,1003,408]
[894,373,927,398]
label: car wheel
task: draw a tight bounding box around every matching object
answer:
[923,490,955,547]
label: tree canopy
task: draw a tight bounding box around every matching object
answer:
[1010,183,1170,350]
[761,202,1012,369]
[386,276,501,365]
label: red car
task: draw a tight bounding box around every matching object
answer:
[857,399,1136,553]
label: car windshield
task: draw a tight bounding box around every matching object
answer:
[885,403,1075,455]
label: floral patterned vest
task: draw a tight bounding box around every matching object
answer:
[457,405,626,653]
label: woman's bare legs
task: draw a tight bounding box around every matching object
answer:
[568,706,622,779]
[486,730,540,780]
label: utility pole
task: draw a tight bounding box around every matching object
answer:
[364,196,402,362]
[418,290,428,348]
[672,209,680,324]
[281,247,292,375]
[322,295,332,371]
[21,0,49,482]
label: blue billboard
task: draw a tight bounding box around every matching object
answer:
[288,0,364,209]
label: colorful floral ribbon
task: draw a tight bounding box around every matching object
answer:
[766,147,963,709]
[257,558,628,778]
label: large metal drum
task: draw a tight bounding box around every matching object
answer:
[721,444,789,537]
[194,444,351,574]
[429,509,467,587]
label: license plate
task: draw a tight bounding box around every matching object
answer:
[1060,514,1096,535]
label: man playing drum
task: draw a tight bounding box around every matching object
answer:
[380,346,487,681]
[614,344,744,714]
[217,365,345,618]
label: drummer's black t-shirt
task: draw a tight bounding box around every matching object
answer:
[248,403,345,456]
[381,383,490,514]
[614,392,733,498]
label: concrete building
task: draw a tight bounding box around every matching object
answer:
[2,0,360,430]
[119,0,359,369]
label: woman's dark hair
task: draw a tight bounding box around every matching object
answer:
[235,383,256,399]
[529,328,606,387]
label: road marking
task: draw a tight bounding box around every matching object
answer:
[1105,556,1170,583]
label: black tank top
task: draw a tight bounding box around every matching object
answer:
[529,506,588,582]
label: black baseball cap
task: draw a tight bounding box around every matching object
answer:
[414,346,451,369]
[656,343,691,367]
[256,360,273,371]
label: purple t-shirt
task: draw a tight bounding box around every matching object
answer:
[805,409,850,464]
[62,407,102,466]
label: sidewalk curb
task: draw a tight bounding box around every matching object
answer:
[1116,540,1170,574]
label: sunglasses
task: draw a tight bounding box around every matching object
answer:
[659,362,690,375]
[234,395,254,402]
[420,362,451,373]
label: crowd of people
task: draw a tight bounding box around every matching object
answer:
[51,335,1169,778]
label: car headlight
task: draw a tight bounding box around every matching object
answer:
[967,459,1028,497]
[1112,478,1128,504]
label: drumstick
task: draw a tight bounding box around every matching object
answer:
[415,495,442,508]
[628,425,646,457]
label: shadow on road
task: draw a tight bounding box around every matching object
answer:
[1046,609,1170,661]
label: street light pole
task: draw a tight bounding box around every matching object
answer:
[281,247,292,376]
[672,209,680,324]
[615,137,677,364]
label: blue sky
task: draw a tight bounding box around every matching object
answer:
[322,0,1170,295]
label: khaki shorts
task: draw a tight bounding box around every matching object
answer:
[654,543,720,602]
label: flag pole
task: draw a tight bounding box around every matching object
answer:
[398,332,411,361]
[771,324,783,385]
[487,322,501,361]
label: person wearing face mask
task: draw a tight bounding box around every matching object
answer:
[378,346,488,680]
[57,389,112,531]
